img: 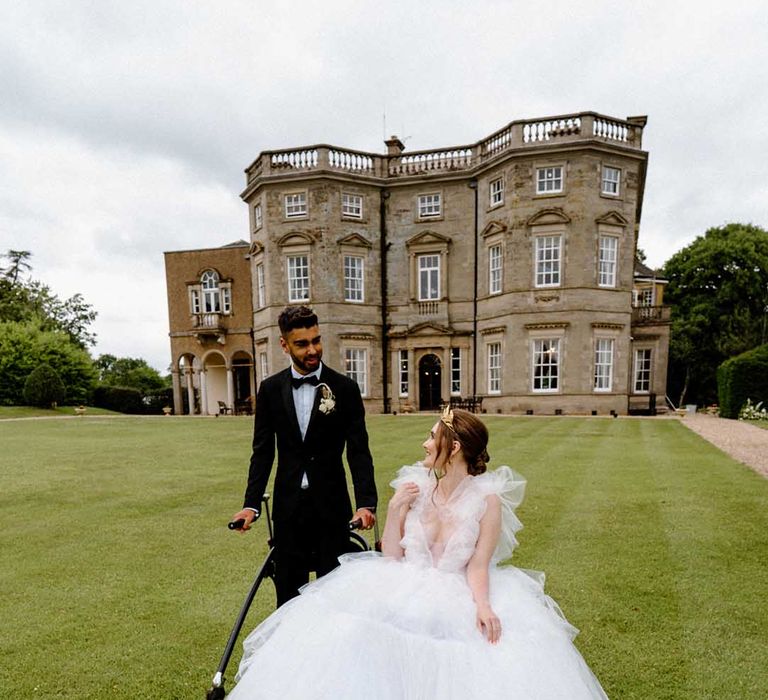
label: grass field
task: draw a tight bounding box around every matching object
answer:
[1,415,766,699]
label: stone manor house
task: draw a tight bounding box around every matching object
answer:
[164,111,670,416]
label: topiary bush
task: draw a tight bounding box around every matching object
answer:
[23,363,66,408]
[717,344,768,419]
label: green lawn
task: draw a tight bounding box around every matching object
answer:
[0,405,119,419]
[1,415,766,699]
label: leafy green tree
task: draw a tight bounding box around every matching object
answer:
[0,251,97,348]
[23,363,66,408]
[95,354,168,395]
[663,223,768,406]
[0,321,96,405]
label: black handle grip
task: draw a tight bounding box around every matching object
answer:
[228,519,246,530]
[349,519,363,531]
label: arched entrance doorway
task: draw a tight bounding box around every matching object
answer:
[418,354,442,410]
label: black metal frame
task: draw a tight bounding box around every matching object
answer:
[206,496,373,699]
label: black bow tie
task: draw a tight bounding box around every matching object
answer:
[292,374,319,389]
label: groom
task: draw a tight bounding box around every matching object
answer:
[231,305,377,606]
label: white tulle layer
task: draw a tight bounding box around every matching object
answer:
[228,552,607,700]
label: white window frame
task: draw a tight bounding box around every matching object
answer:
[398,349,408,397]
[640,288,654,306]
[535,235,562,287]
[536,166,563,194]
[532,338,560,393]
[253,203,263,229]
[189,288,201,314]
[342,193,363,219]
[287,254,310,302]
[634,348,652,393]
[487,342,502,395]
[598,235,618,288]
[259,351,269,387]
[343,255,365,303]
[593,338,614,392]
[417,254,441,301]
[490,177,504,207]
[602,166,621,196]
[489,244,502,295]
[256,263,266,309]
[284,192,307,218]
[450,348,461,396]
[201,270,221,313]
[418,193,441,218]
[345,348,368,396]
[220,283,232,314]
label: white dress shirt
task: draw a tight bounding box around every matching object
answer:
[291,363,323,489]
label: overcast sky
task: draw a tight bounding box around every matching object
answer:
[2,0,766,371]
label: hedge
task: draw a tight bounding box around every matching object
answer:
[92,385,144,414]
[23,363,66,408]
[716,344,768,418]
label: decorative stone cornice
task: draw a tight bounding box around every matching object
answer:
[405,230,452,249]
[480,326,506,336]
[534,292,560,303]
[591,322,625,330]
[527,208,570,227]
[277,231,314,247]
[338,332,376,340]
[337,233,372,248]
[595,210,629,226]
[481,220,507,238]
[248,241,265,256]
[524,322,570,330]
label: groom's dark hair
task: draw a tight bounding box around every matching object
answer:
[278,305,318,337]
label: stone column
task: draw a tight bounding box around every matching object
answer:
[186,368,196,415]
[226,366,235,412]
[171,370,182,415]
[200,370,208,416]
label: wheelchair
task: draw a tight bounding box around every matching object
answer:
[206,494,378,699]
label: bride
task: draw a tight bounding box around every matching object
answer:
[227,408,608,699]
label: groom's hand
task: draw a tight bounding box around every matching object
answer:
[351,507,376,530]
[230,508,257,532]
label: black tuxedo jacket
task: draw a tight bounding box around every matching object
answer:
[243,364,377,527]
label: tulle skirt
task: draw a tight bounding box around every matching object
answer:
[227,552,608,699]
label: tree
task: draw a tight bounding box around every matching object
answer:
[95,354,168,395]
[1,250,32,284]
[0,250,97,348]
[23,363,66,408]
[0,321,96,405]
[663,223,768,406]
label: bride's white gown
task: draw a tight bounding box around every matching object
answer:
[228,466,608,699]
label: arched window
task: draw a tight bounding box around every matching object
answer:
[201,270,221,313]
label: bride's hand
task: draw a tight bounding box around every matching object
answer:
[389,482,419,511]
[476,603,502,644]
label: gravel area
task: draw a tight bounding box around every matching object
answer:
[680,413,768,478]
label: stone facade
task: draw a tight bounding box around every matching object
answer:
[165,111,670,415]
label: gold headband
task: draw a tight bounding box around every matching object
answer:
[440,405,455,431]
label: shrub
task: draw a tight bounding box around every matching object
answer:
[738,398,768,422]
[92,385,144,414]
[717,344,768,419]
[23,363,66,408]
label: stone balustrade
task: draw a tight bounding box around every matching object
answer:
[244,112,646,184]
[631,305,671,324]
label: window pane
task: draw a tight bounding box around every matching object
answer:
[489,244,502,294]
[399,349,408,396]
[536,166,563,193]
[602,166,621,195]
[342,193,363,218]
[418,254,440,300]
[634,349,652,393]
[285,193,307,217]
[344,255,364,302]
[256,264,265,308]
[418,194,441,217]
[598,236,618,287]
[487,342,501,394]
[594,338,614,391]
[451,347,461,395]
[535,235,561,287]
[345,348,368,396]
[287,255,309,301]
[532,339,560,391]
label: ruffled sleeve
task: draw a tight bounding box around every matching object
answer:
[390,463,432,491]
[474,466,527,563]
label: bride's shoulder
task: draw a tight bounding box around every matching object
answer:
[472,466,526,507]
[390,463,432,489]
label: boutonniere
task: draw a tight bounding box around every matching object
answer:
[317,383,336,415]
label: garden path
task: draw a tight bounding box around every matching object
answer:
[680,413,768,478]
